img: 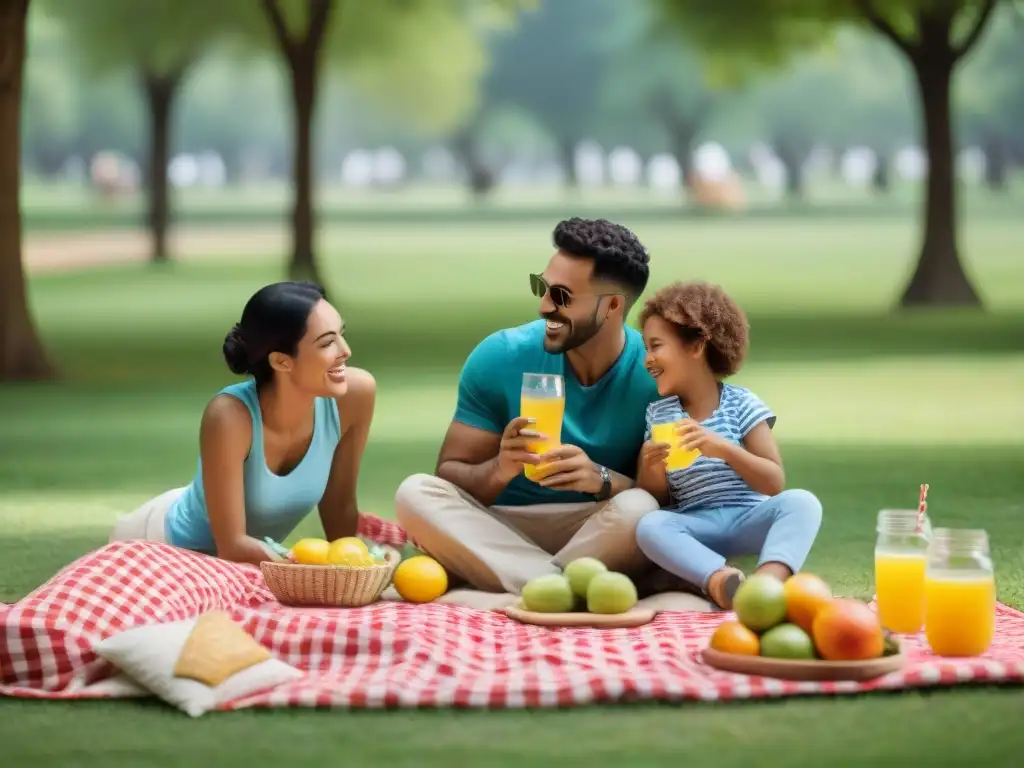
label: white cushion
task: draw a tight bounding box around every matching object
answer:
[93,615,302,717]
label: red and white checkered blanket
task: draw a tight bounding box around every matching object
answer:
[3,514,1024,709]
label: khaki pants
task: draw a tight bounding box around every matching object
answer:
[394,473,660,594]
[109,487,185,544]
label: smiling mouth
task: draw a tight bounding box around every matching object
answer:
[327,364,346,382]
[647,367,663,378]
[545,320,566,334]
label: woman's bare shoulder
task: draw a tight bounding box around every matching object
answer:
[199,392,253,454]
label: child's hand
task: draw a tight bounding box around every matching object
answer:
[640,439,671,472]
[677,419,732,461]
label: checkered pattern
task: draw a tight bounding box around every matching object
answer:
[3,521,1024,709]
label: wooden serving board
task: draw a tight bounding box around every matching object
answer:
[701,647,905,682]
[503,600,656,628]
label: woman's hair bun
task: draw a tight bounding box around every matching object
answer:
[222,324,251,375]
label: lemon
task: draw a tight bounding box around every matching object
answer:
[392,555,448,603]
[328,538,372,567]
[291,538,330,565]
[331,536,369,554]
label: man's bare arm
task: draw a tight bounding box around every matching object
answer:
[436,417,540,507]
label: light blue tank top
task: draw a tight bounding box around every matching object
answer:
[165,379,341,553]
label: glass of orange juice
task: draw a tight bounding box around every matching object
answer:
[650,416,700,471]
[924,527,996,657]
[520,373,564,482]
[874,509,931,633]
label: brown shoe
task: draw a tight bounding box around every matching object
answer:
[707,567,745,610]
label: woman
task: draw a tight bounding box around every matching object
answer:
[110,281,377,565]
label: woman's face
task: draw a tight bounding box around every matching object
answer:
[642,314,700,398]
[280,299,351,398]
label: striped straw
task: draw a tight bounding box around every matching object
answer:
[916,484,929,532]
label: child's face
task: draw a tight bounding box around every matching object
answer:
[642,314,702,398]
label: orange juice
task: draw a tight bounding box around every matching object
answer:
[520,394,564,482]
[924,572,996,657]
[874,552,927,633]
[650,421,700,471]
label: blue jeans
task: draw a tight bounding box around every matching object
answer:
[635,489,823,591]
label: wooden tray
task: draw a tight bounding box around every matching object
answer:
[701,647,905,682]
[504,600,656,628]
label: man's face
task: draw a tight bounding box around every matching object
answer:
[533,251,621,354]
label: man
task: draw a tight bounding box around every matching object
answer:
[395,218,661,595]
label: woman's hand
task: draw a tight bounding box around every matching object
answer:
[319,367,377,540]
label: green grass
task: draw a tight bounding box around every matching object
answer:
[2,212,1024,764]
[19,176,1024,231]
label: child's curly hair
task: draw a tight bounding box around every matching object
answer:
[638,281,749,377]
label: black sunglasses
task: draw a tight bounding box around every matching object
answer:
[530,273,622,309]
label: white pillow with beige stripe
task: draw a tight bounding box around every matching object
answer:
[93,611,302,717]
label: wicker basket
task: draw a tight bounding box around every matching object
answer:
[260,549,400,607]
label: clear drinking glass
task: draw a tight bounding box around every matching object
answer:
[649,412,700,471]
[519,373,564,481]
[924,527,996,657]
[874,509,931,633]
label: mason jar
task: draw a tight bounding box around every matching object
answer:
[924,527,996,657]
[874,509,931,633]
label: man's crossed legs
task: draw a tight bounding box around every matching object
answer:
[394,474,710,612]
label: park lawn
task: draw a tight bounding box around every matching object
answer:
[2,215,1024,764]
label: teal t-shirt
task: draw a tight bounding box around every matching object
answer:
[453,319,659,506]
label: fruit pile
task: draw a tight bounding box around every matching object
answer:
[710,573,899,661]
[520,557,639,614]
[290,536,389,567]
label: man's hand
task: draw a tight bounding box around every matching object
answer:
[640,439,671,473]
[494,416,544,482]
[536,444,602,494]
[677,419,731,460]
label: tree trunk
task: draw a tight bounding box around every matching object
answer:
[287,56,321,284]
[451,123,495,200]
[665,119,699,191]
[872,150,891,193]
[0,0,53,381]
[261,0,331,286]
[141,70,183,264]
[774,139,805,200]
[556,136,578,189]
[982,129,1007,192]
[900,57,981,307]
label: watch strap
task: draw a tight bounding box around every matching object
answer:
[596,465,612,501]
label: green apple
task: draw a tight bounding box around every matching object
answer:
[563,557,608,599]
[586,572,638,614]
[759,623,816,659]
[521,574,575,613]
[732,573,787,631]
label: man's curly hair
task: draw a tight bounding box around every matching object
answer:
[553,218,650,299]
[639,281,750,377]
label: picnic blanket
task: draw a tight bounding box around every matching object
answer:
[3,514,1024,709]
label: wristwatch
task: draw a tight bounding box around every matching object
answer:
[594,464,612,501]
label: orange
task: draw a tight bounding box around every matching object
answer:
[783,572,833,633]
[709,620,760,656]
[291,538,330,565]
[812,598,884,661]
[392,555,449,603]
[327,538,373,567]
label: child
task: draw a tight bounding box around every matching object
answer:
[634,281,822,610]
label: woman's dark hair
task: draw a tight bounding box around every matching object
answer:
[222,281,326,386]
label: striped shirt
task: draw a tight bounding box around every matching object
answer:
[645,383,777,513]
